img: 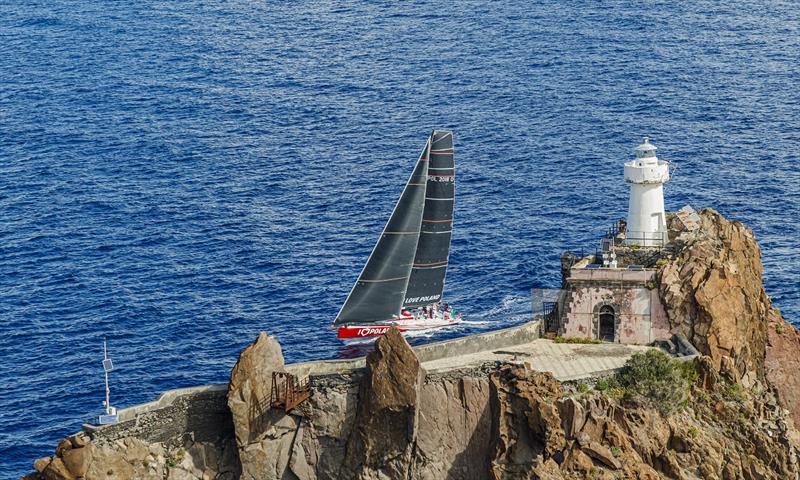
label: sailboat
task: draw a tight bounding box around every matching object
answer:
[334,130,463,340]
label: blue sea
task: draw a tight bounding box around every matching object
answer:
[1,0,798,476]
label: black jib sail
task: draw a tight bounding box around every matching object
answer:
[403,130,455,308]
[333,137,431,325]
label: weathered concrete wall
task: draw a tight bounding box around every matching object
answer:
[415,320,541,363]
[286,319,542,379]
[85,386,232,444]
[562,268,671,344]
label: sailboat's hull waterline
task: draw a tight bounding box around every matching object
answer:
[336,310,463,339]
[333,130,460,340]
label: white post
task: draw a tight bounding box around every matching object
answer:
[104,339,111,415]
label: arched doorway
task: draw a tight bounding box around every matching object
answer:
[599,305,615,342]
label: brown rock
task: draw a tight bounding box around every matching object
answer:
[561,447,595,475]
[489,364,565,478]
[530,458,565,480]
[41,457,74,480]
[415,375,492,479]
[720,355,741,382]
[582,442,621,470]
[343,327,424,479]
[70,433,90,449]
[33,457,51,473]
[558,397,585,439]
[62,444,92,478]
[658,208,768,377]
[227,331,286,447]
[694,355,719,390]
[765,308,800,429]
[54,439,72,457]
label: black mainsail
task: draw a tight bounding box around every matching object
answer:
[334,137,431,325]
[403,130,455,308]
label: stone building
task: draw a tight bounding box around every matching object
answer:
[552,257,671,344]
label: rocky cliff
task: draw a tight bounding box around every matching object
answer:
[657,208,800,426]
[28,209,800,479]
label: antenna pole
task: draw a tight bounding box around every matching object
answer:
[104,338,111,416]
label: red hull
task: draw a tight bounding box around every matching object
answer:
[337,324,406,339]
[336,312,462,339]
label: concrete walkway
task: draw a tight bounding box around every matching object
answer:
[422,339,653,381]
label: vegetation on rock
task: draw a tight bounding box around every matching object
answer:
[612,350,697,414]
[554,336,601,344]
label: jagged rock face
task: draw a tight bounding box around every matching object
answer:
[228,327,494,480]
[489,365,565,478]
[766,308,800,430]
[31,435,239,480]
[658,208,770,379]
[227,331,292,480]
[412,374,492,479]
[34,343,800,480]
[343,327,425,479]
[658,208,800,428]
[486,363,799,480]
[228,331,286,447]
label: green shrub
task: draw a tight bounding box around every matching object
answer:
[655,258,669,267]
[722,382,746,402]
[610,446,621,457]
[595,378,625,399]
[613,350,697,415]
[554,336,601,344]
[577,383,590,394]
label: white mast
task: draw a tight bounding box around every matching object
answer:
[624,137,670,247]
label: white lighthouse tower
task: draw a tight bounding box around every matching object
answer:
[624,137,670,247]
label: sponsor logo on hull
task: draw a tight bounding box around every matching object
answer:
[357,326,392,337]
[337,325,398,339]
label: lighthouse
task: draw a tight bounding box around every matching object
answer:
[624,137,670,247]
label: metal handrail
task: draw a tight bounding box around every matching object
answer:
[270,372,311,413]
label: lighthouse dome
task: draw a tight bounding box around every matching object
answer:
[634,137,657,159]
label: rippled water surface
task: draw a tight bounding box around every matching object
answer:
[1,0,799,475]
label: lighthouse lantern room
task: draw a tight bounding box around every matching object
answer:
[624,137,670,247]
